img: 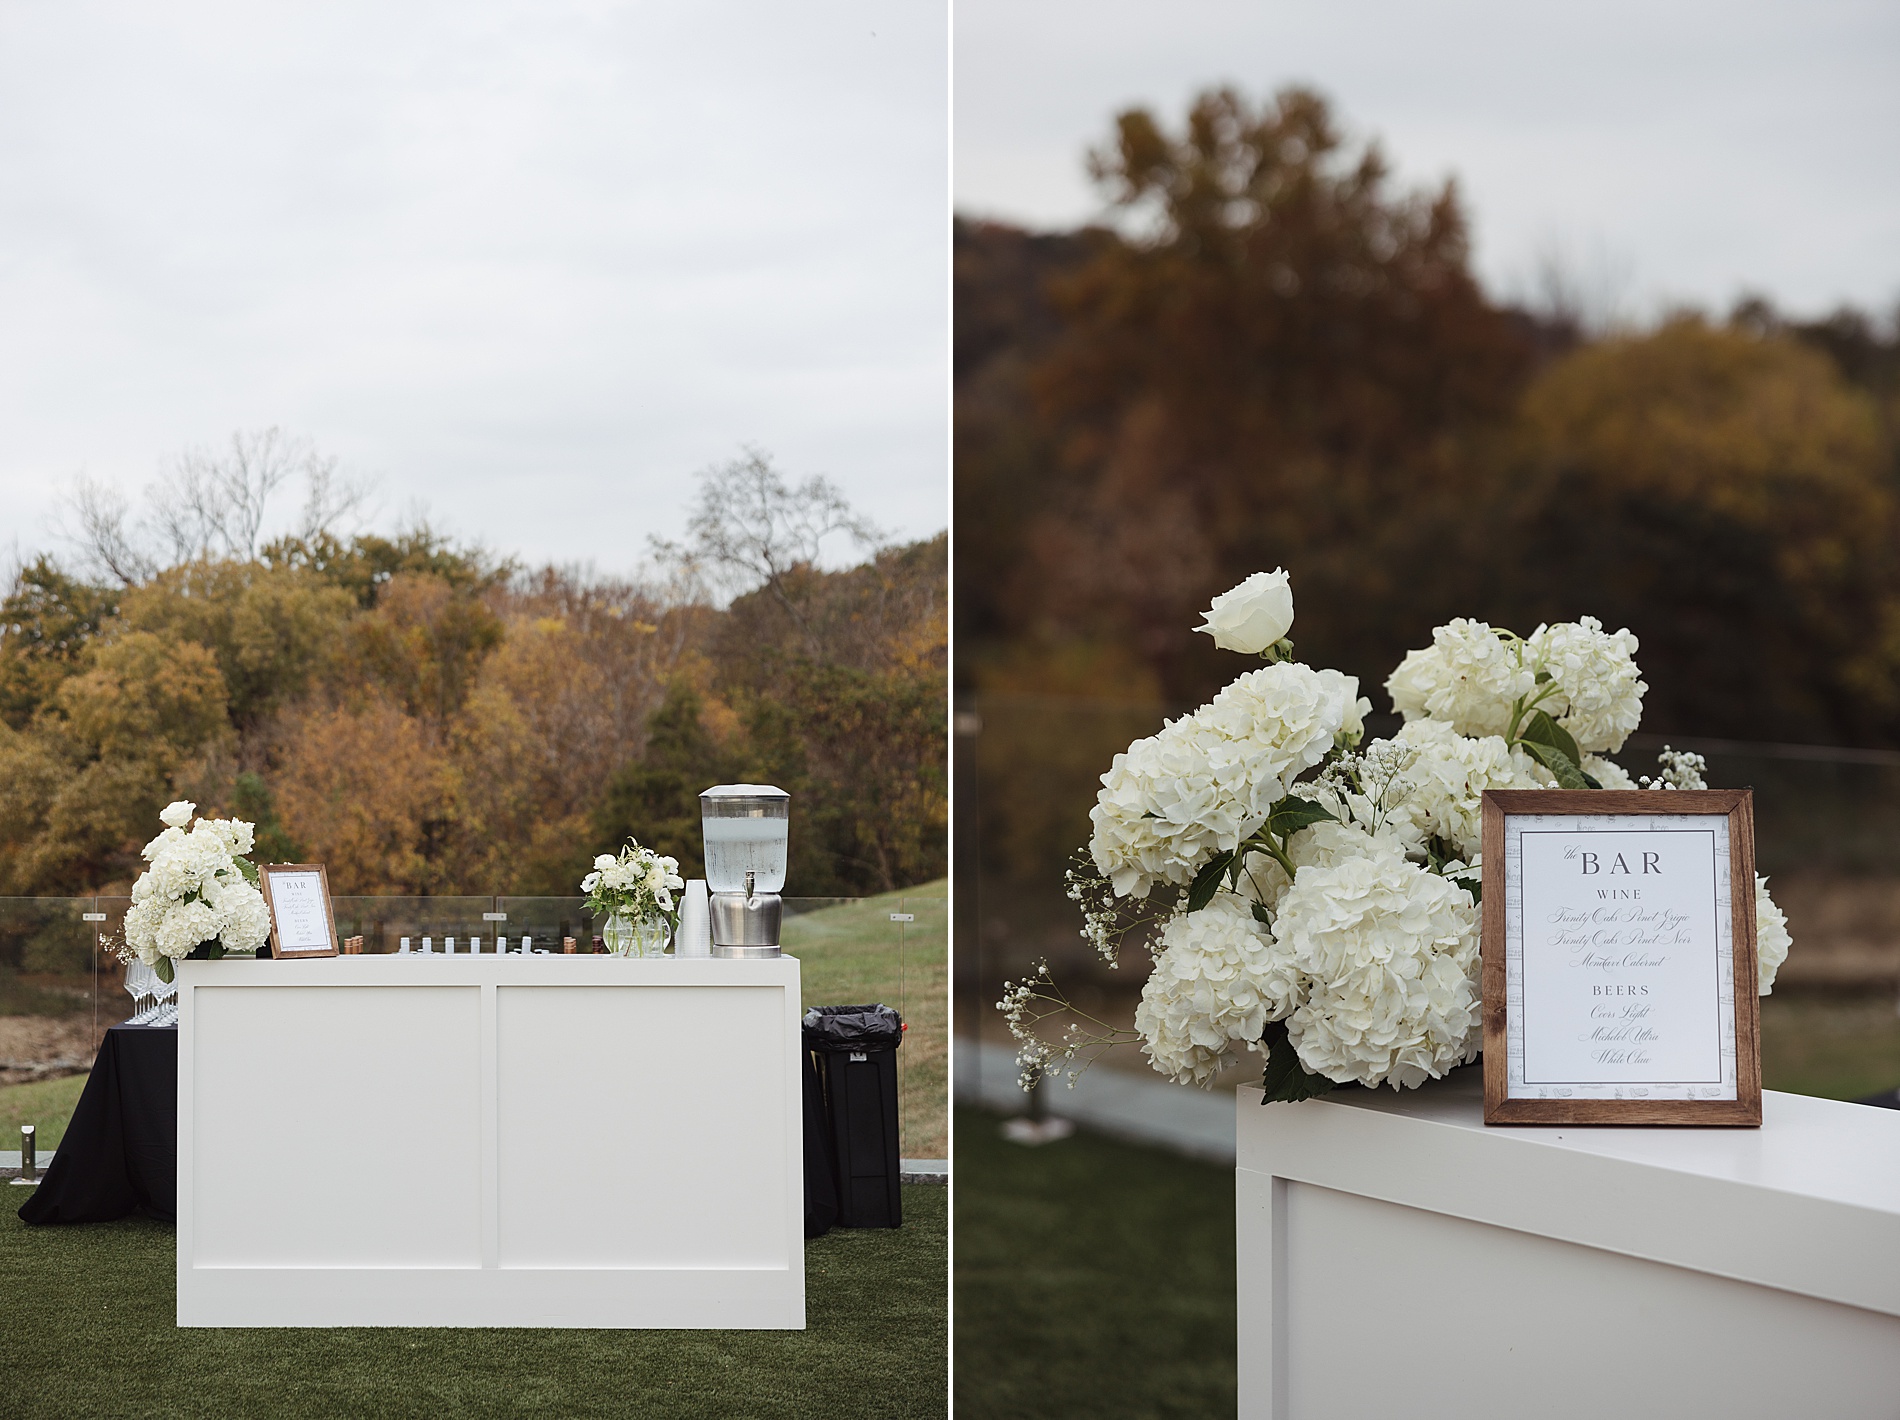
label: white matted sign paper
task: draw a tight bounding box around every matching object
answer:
[1481,790,1760,1127]
[259,864,339,959]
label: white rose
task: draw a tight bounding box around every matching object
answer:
[160,800,196,829]
[1195,569,1295,655]
[594,854,616,871]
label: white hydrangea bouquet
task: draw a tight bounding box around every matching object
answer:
[581,839,685,950]
[117,800,272,984]
[1002,570,1794,1103]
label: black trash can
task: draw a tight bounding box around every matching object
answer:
[803,1004,903,1229]
[802,1045,840,1238]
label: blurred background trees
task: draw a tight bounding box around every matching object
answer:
[0,451,946,898]
[958,85,1900,745]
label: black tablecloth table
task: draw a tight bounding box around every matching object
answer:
[18,1024,176,1225]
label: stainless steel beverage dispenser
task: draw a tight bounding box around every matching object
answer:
[700,784,789,958]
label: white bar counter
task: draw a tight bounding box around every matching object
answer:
[1238,1069,1900,1418]
[177,953,804,1329]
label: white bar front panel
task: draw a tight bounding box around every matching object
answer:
[177,955,804,1329]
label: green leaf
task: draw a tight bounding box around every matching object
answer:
[236,856,260,885]
[1259,1020,1338,1103]
[1186,852,1233,912]
[1523,739,1590,791]
[154,958,175,985]
[1266,795,1337,838]
[1250,901,1274,928]
[1580,771,1603,791]
[1520,709,1583,770]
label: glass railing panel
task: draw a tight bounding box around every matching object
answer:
[491,896,593,953]
[895,894,948,1160]
[0,897,107,1153]
[781,892,946,1159]
[329,896,506,953]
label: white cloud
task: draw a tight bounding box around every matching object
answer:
[0,0,948,575]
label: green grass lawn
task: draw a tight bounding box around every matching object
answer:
[1762,992,1900,1099]
[953,1108,1235,1420]
[0,1070,89,1152]
[788,884,946,1159]
[2,1186,945,1419]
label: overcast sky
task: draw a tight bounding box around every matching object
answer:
[956,0,1900,323]
[0,0,948,578]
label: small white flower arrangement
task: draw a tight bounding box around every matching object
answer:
[581,839,685,938]
[118,800,271,983]
[1006,572,1793,1102]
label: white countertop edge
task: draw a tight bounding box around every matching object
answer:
[1238,1073,1900,1318]
[176,955,802,986]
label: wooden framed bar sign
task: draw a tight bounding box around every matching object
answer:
[258,863,340,961]
[1481,790,1760,1126]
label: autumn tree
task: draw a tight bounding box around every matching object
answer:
[0,557,119,729]
[955,88,1536,703]
[1486,317,1900,743]
[119,561,355,729]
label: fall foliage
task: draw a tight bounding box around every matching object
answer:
[0,464,946,898]
[958,85,1900,749]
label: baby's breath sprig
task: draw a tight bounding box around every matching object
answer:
[1638,745,1708,791]
[997,960,1144,1091]
[1313,739,1415,838]
[1064,851,1174,967]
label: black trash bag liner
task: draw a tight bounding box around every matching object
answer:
[802,1003,902,1053]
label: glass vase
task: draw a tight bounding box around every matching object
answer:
[602,911,670,958]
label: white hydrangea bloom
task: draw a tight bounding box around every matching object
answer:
[1376,719,1540,862]
[1090,662,1368,898]
[1756,875,1791,995]
[1134,896,1305,1086]
[1528,618,1646,753]
[154,899,221,959]
[1581,755,1635,789]
[1277,853,1481,1089]
[214,880,272,954]
[1230,819,1409,918]
[120,808,267,966]
[1385,620,1534,739]
[1288,819,1411,875]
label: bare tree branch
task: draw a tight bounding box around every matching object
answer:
[57,475,156,587]
[296,456,375,543]
[651,448,884,632]
[54,429,374,582]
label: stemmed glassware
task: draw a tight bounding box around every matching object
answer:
[122,958,179,1026]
